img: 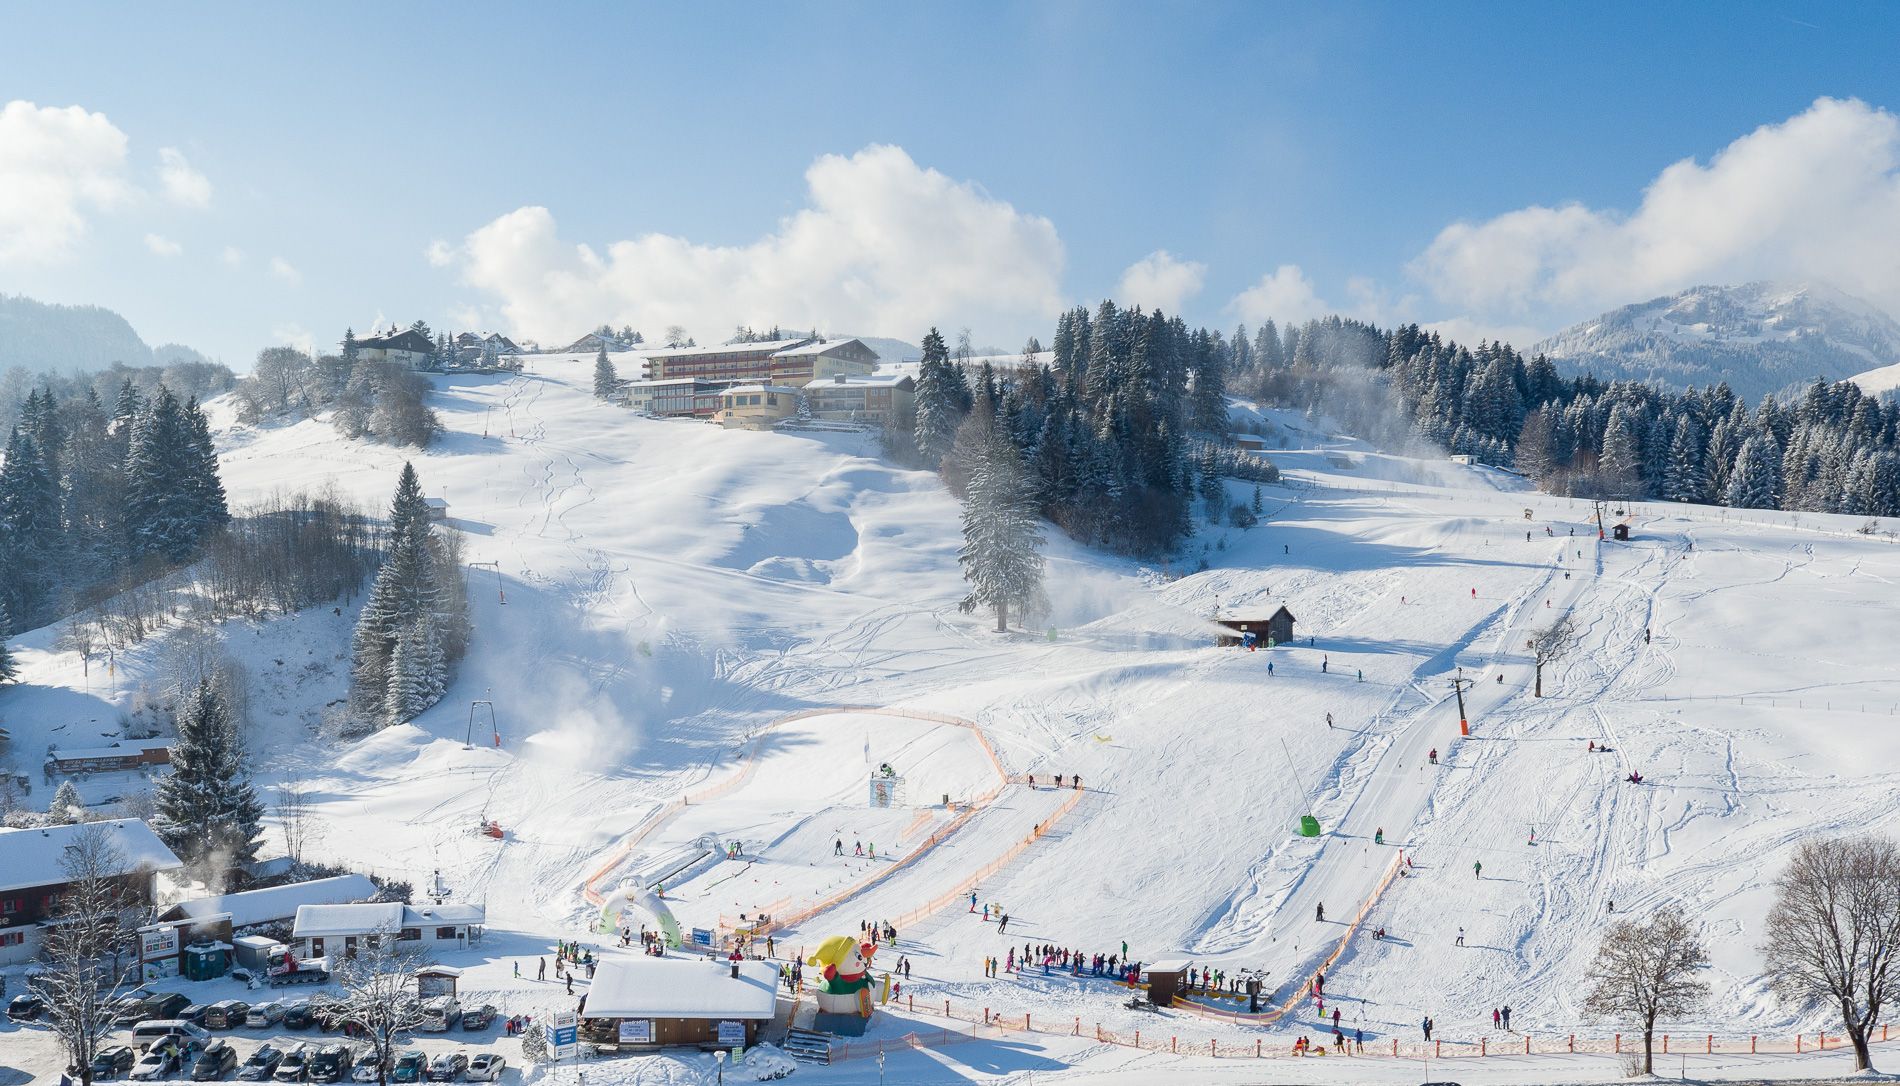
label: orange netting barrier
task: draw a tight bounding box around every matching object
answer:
[580,705,1029,932]
[825,995,1900,1063]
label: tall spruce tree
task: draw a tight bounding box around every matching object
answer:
[124,386,199,563]
[154,678,264,872]
[957,420,1046,632]
[1725,434,1784,510]
[0,428,63,621]
[913,328,965,469]
[593,347,617,400]
[352,463,461,726]
[0,601,17,685]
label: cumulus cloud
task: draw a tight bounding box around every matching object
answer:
[424,238,455,267]
[438,144,1066,345]
[268,256,301,285]
[1228,264,1333,326]
[156,147,210,208]
[143,232,181,257]
[1115,250,1206,314]
[1410,96,1900,331]
[220,245,244,267]
[0,100,131,262]
[271,322,314,356]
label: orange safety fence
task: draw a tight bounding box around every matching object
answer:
[824,994,1900,1063]
[581,705,1027,929]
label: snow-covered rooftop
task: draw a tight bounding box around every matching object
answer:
[290,901,483,936]
[45,738,172,761]
[292,901,403,937]
[162,874,377,929]
[0,818,182,893]
[584,955,780,1019]
[809,373,912,388]
[640,338,814,359]
[721,384,801,397]
[771,338,876,359]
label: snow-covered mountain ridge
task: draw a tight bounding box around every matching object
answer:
[1533,281,1900,400]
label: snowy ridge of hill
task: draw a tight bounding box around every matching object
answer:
[0,293,208,375]
[1533,281,1900,400]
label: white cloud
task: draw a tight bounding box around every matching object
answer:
[271,322,315,356]
[1410,96,1900,332]
[143,232,181,257]
[156,147,210,208]
[0,100,131,262]
[221,245,244,267]
[1115,250,1206,313]
[424,239,454,267]
[268,256,301,285]
[440,144,1066,345]
[1228,264,1333,326]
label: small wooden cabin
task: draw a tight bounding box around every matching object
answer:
[1215,607,1296,648]
[1611,522,1631,541]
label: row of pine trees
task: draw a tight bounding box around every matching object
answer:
[0,381,228,630]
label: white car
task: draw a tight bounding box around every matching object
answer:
[350,1050,387,1082]
[465,1053,505,1082]
[129,1048,179,1081]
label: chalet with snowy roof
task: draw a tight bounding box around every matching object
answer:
[290,900,484,959]
[356,328,436,368]
[1215,607,1296,648]
[454,331,519,354]
[0,818,182,966]
[804,372,915,427]
[622,377,726,419]
[563,330,623,354]
[716,384,802,430]
[642,337,878,387]
[581,955,781,1050]
[43,738,172,778]
[157,874,377,934]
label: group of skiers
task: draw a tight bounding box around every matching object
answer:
[1025,772,1083,790]
[861,918,899,946]
[835,838,879,859]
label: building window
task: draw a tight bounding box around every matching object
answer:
[0,931,22,947]
[766,395,778,406]
[436,927,458,940]
[0,897,19,915]
[399,928,421,942]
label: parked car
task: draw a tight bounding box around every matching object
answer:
[245,1000,286,1028]
[131,1019,213,1056]
[178,1003,212,1026]
[313,997,352,1032]
[459,1004,496,1031]
[129,1048,180,1081]
[147,992,193,1019]
[388,1051,427,1083]
[424,1052,467,1082]
[91,1044,138,1079]
[236,1044,285,1081]
[282,1001,317,1030]
[6,992,46,1021]
[205,999,251,1029]
[109,988,157,1015]
[192,1039,240,1080]
[308,1044,354,1083]
[347,1050,388,1083]
[273,1043,313,1082]
[464,1054,505,1082]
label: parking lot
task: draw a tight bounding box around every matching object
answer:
[2,994,529,1083]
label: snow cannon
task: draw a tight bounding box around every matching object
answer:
[805,935,877,1018]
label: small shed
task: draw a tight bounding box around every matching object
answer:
[582,955,780,1050]
[1611,522,1631,541]
[424,497,449,522]
[415,965,462,999]
[1215,607,1296,648]
[1144,959,1194,1007]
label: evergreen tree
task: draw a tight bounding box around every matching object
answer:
[0,428,64,621]
[124,386,200,563]
[1725,434,1784,510]
[352,464,464,726]
[0,601,16,685]
[1663,417,1709,505]
[341,327,359,367]
[153,678,264,872]
[50,779,83,823]
[957,422,1046,632]
[593,347,618,400]
[183,397,229,530]
[913,328,965,468]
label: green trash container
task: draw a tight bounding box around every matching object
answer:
[1299,815,1321,837]
[182,941,227,981]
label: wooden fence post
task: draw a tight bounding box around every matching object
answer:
[1171,1036,1177,1053]
[1436,1040,1441,1058]
[1615,1033,1620,1054]
[1568,1034,1574,1053]
[1706,1034,1712,1054]
[1524,1035,1530,1054]
[1258,1039,1263,1058]
[1751,1035,1756,1053]
[1481,1038,1486,1057]
[1662,1034,1668,1054]
[1796,1034,1802,1053]
[1392,1039,1397,1057]
[1025,1014,1030,1031]
[944,999,949,1017]
[1073,1017,1078,1036]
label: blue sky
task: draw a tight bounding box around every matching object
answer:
[6,2,1900,366]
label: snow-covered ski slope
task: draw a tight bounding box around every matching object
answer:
[10,352,1900,1082]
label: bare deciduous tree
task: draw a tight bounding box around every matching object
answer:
[332,928,431,1086]
[1530,615,1577,697]
[1761,836,1900,1072]
[1583,904,1709,1075]
[276,779,317,867]
[38,824,144,1086]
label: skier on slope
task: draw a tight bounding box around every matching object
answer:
[1474,860,1483,879]
[1428,748,1437,764]
[1316,902,1325,922]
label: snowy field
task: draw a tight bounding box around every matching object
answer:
[6,352,1900,1083]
